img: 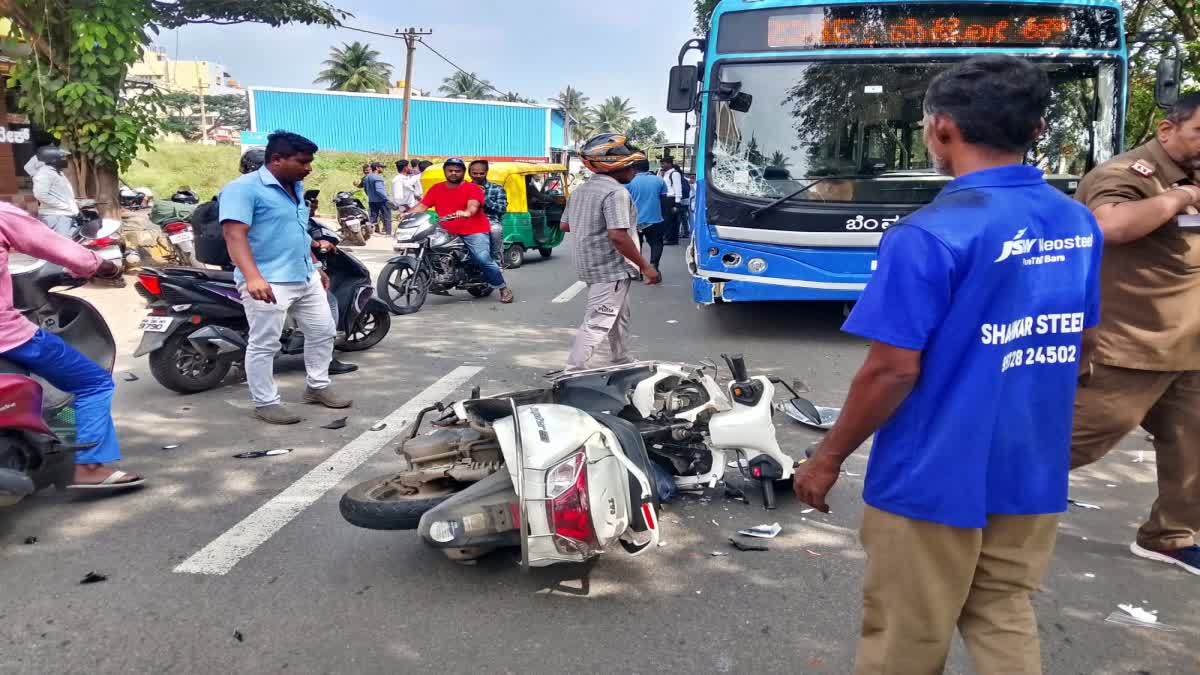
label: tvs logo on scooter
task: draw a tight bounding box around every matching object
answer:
[0,402,14,413]
[529,407,550,443]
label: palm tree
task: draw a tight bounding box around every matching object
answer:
[314,42,393,93]
[439,71,494,100]
[768,151,792,168]
[589,96,637,134]
[498,91,537,104]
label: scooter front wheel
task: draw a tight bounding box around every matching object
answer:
[340,476,457,530]
[337,307,391,352]
[377,260,430,315]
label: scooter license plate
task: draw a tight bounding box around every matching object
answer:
[168,231,194,244]
[138,317,172,332]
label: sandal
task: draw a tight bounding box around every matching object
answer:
[68,470,146,490]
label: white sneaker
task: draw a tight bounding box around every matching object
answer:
[1129,541,1200,575]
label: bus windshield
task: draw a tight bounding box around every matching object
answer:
[709,60,1118,204]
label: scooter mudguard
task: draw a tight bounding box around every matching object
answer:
[132,317,189,357]
[187,325,247,356]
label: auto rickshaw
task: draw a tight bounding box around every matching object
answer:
[420,162,569,269]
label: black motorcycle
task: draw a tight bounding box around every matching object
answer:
[0,255,116,505]
[376,213,492,315]
[133,220,391,394]
[334,191,371,246]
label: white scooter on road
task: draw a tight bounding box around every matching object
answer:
[341,353,799,567]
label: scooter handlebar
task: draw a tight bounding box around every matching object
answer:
[721,352,749,382]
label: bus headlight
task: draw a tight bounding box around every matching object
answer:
[747,258,767,273]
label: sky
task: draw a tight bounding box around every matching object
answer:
[154,0,699,140]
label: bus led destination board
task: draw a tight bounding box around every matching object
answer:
[718,4,1121,52]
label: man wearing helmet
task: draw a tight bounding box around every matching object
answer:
[24,146,79,237]
[561,134,661,372]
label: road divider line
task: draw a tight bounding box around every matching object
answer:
[174,366,484,576]
[552,281,587,304]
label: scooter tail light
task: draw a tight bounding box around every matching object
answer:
[137,274,161,296]
[163,221,190,234]
[545,450,598,556]
[88,237,118,248]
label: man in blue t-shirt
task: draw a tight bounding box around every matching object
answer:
[793,56,1103,674]
[625,159,668,271]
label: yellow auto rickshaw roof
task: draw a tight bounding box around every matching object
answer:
[421,162,568,213]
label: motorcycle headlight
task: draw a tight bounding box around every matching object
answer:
[394,228,416,242]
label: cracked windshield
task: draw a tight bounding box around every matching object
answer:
[710,61,1117,203]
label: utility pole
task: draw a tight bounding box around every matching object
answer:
[397,27,433,159]
[195,62,209,143]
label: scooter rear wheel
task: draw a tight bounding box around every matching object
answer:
[339,476,456,530]
[148,326,234,394]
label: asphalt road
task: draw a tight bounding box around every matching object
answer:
[0,235,1193,674]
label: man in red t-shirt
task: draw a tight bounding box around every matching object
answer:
[401,158,513,303]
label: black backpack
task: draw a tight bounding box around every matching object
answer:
[669,167,691,200]
[190,197,231,267]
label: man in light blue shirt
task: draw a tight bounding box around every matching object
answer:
[625,159,668,271]
[221,131,351,424]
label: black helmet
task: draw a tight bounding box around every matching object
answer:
[35,146,71,170]
[444,157,466,169]
[171,188,199,204]
[579,134,645,174]
[240,148,266,174]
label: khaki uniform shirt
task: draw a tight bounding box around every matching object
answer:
[1075,140,1200,371]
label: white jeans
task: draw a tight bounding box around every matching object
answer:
[240,273,336,407]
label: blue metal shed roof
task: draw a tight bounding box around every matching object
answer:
[249,88,555,159]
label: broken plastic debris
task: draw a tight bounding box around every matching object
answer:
[1105,612,1177,631]
[1084,573,1096,578]
[777,398,841,430]
[233,448,292,459]
[23,536,37,545]
[370,422,388,431]
[801,508,815,514]
[320,417,348,430]
[1133,451,1146,463]
[1117,604,1157,623]
[711,519,721,527]
[805,549,822,557]
[80,571,108,584]
[737,522,782,539]
[729,538,769,552]
[121,372,138,382]
[666,320,678,324]
[657,541,668,547]
[711,551,730,557]
[161,444,179,450]
[1068,499,1102,510]
[234,630,244,643]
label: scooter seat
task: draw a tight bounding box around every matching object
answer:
[161,267,236,284]
[589,412,660,532]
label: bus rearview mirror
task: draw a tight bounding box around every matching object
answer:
[1155,56,1182,109]
[667,65,698,113]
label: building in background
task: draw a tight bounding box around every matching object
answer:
[387,80,427,97]
[247,87,570,162]
[130,47,241,95]
[0,17,40,214]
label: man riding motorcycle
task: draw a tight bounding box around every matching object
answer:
[0,201,143,490]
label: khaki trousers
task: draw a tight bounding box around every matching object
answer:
[855,506,1058,675]
[565,279,632,372]
[1071,363,1200,550]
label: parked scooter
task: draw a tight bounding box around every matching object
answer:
[334,191,371,246]
[132,220,391,393]
[0,255,116,506]
[73,201,135,283]
[150,190,202,268]
[340,354,798,566]
[375,213,493,315]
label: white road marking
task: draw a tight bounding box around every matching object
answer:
[174,366,483,575]
[551,280,587,304]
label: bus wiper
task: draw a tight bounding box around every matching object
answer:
[742,175,866,222]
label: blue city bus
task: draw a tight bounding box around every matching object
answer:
[669,0,1127,304]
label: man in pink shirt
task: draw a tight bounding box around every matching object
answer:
[0,202,143,489]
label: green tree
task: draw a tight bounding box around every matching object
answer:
[2,0,345,214]
[590,96,636,134]
[159,91,249,140]
[314,41,393,93]
[1123,0,1199,146]
[627,115,668,145]
[550,85,591,145]
[438,71,494,100]
[767,150,791,168]
[694,0,720,34]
